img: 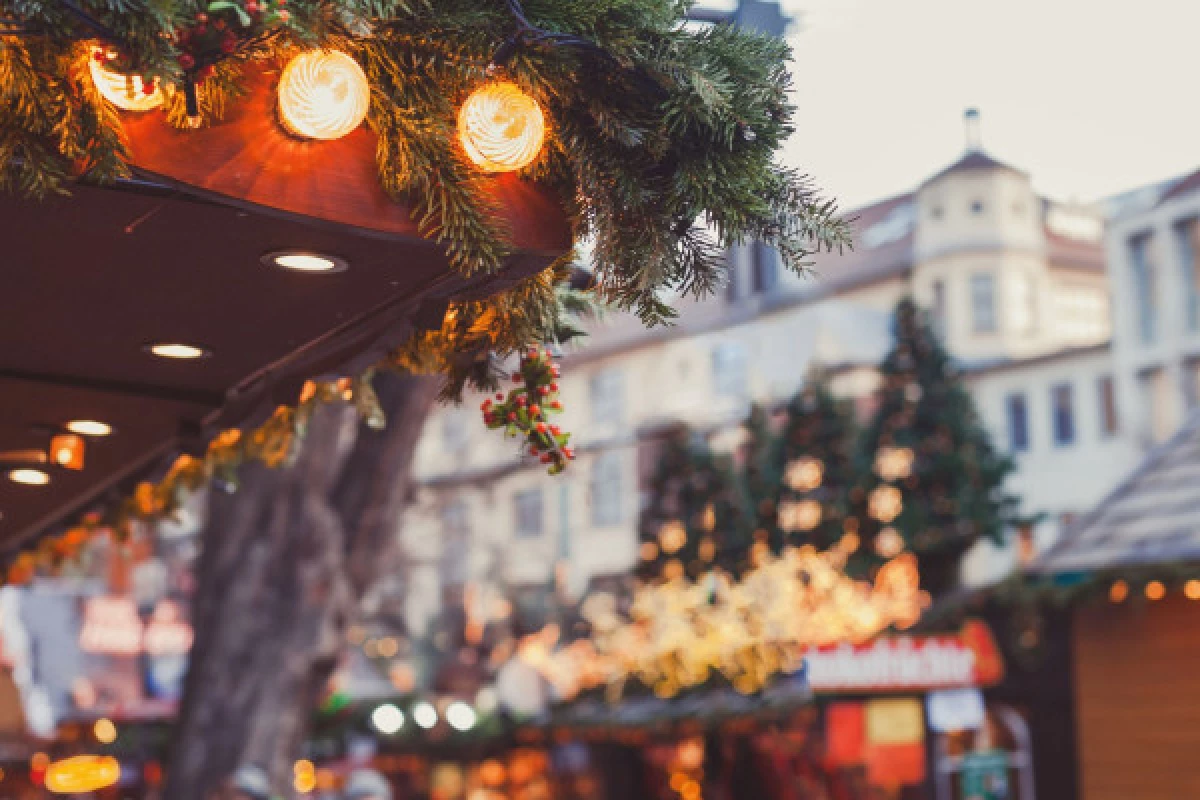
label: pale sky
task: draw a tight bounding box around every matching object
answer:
[769,0,1199,211]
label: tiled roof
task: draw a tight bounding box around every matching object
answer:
[807,192,915,287]
[1158,167,1200,207]
[921,150,1026,187]
[1036,412,1200,574]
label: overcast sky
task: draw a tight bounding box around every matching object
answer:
[757,0,1200,210]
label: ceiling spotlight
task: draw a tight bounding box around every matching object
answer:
[9,468,50,486]
[50,434,85,471]
[65,420,113,437]
[370,703,405,736]
[445,701,477,732]
[412,701,438,730]
[263,251,348,274]
[146,343,210,360]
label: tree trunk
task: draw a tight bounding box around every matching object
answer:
[165,371,440,800]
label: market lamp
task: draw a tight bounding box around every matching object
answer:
[89,47,163,111]
[457,82,545,173]
[50,433,85,471]
[277,50,371,141]
[44,755,121,794]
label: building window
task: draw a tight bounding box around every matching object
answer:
[970,273,997,333]
[1176,218,1200,333]
[1008,272,1037,335]
[590,451,624,527]
[1130,232,1159,344]
[590,368,624,426]
[1006,393,1029,452]
[970,199,985,215]
[752,242,779,294]
[712,341,748,398]
[1053,286,1109,343]
[440,502,470,586]
[1185,360,1200,411]
[1138,367,1171,444]
[513,489,543,539]
[1051,384,1076,446]
[931,279,947,339]
[1097,375,1119,436]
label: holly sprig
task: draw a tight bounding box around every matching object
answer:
[481,348,574,474]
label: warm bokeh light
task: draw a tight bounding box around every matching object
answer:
[1109,579,1129,603]
[868,485,904,523]
[278,50,370,141]
[66,420,112,437]
[874,446,915,482]
[784,457,824,491]
[875,526,905,558]
[458,82,545,173]
[1145,580,1166,600]
[779,498,822,532]
[89,48,163,111]
[446,701,477,731]
[640,540,659,561]
[93,718,117,744]
[1186,580,1200,600]
[659,520,688,554]
[44,755,121,794]
[412,701,438,729]
[147,343,208,360]
[9,468,49,486]
[371,703,405,735]
[266,251,346,273]
[50,433,85,471]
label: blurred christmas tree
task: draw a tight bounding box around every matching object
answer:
[853,297,1020,595]
[767,375,858,551]
[637,425,750,580]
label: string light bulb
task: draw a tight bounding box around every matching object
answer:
[458,81,545,173]
[278,50,370,141]
[89,48,163,112]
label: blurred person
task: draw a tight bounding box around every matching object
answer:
[343,768,393,800]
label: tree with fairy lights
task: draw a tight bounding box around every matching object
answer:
[853,297,1021,595]
[637,424,750,581]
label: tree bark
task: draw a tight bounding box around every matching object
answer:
[165,372,440,800]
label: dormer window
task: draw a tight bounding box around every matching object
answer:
[970,199,985,215]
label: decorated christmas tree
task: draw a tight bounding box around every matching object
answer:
[766,375,858,551]
[853,298,1020,595]
[637,425,750,580]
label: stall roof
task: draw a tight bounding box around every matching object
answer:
[0,71,571,554]
[1036,412,1200,574]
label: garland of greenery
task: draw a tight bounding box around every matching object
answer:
[0,0,849,580]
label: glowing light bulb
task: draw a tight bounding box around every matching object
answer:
[66,420,112,437]
[412,701,438,729]
[278,50,370,141]
[446,701,476,732]
[89,48,162,112]
[9,468,49,486]
[93,718,117,744]
[44,755,121,793]
[458,82,545,173]
[371,703,405,735]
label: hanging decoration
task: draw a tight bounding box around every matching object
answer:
[481,348,572,474]
[277,50,371,141]
[88,47,163,111]
[457,82,546,173]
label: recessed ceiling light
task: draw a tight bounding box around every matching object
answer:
[263,251,348,274]
[9,468,50,486]
[146,343,210,360]
[65,420,113,437]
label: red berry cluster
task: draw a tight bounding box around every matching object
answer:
[481,348,574,474]
[172,0,291,77]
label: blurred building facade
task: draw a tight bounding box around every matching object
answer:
[402,107,1181,624]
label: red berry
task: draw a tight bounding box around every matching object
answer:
[507,412,517,422]
[512,374,523,383]
[480,400,491,411]
[563,447,575,459]
[483,414,494,425]
[220,36,236,53]
[495,392,504,401]
[278,8,289,19]
[245,1,258,11]
[540,454,552,464]
[536,422,547,434]
[551,367,561,378]
[550,401,563,410]
[214,17,226,29]
[141,78,157,95]
[194,23,207,34]
[93,51,106,63]
[196,12,208,21]
[550,425,561,435]
[529,405,541,416]
[179,53,195,69]
[549,383,559,392]
[529,445,540,456]
[538,386,550,396]
[198,65,216,80]
[516,395,526,407]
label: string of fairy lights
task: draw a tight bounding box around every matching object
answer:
[90,44,547,173]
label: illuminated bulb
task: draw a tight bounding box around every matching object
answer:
[412,701,438,729]
[874,446,915,482]
[265,251,347,273]
[445,701,477,732]
[66,420,113,437]
[659,520,688,554]
[458,81,545,173]
[89,48,163,111]
[147,343,208,360]
[639,541,659,561]
[779,499,822,533]
[50,433,85,471]
[371,703,405,735]
[278,50,370,141]
[874,527,905,558]
[44,755,121,794]
[784,457,824,491]
[868,486,903,524]
[93,718,117,744]
[9,468,49,486]
[1145,580,1166,601]
[1109,580,1128,603]
[1186,580,1200,600]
